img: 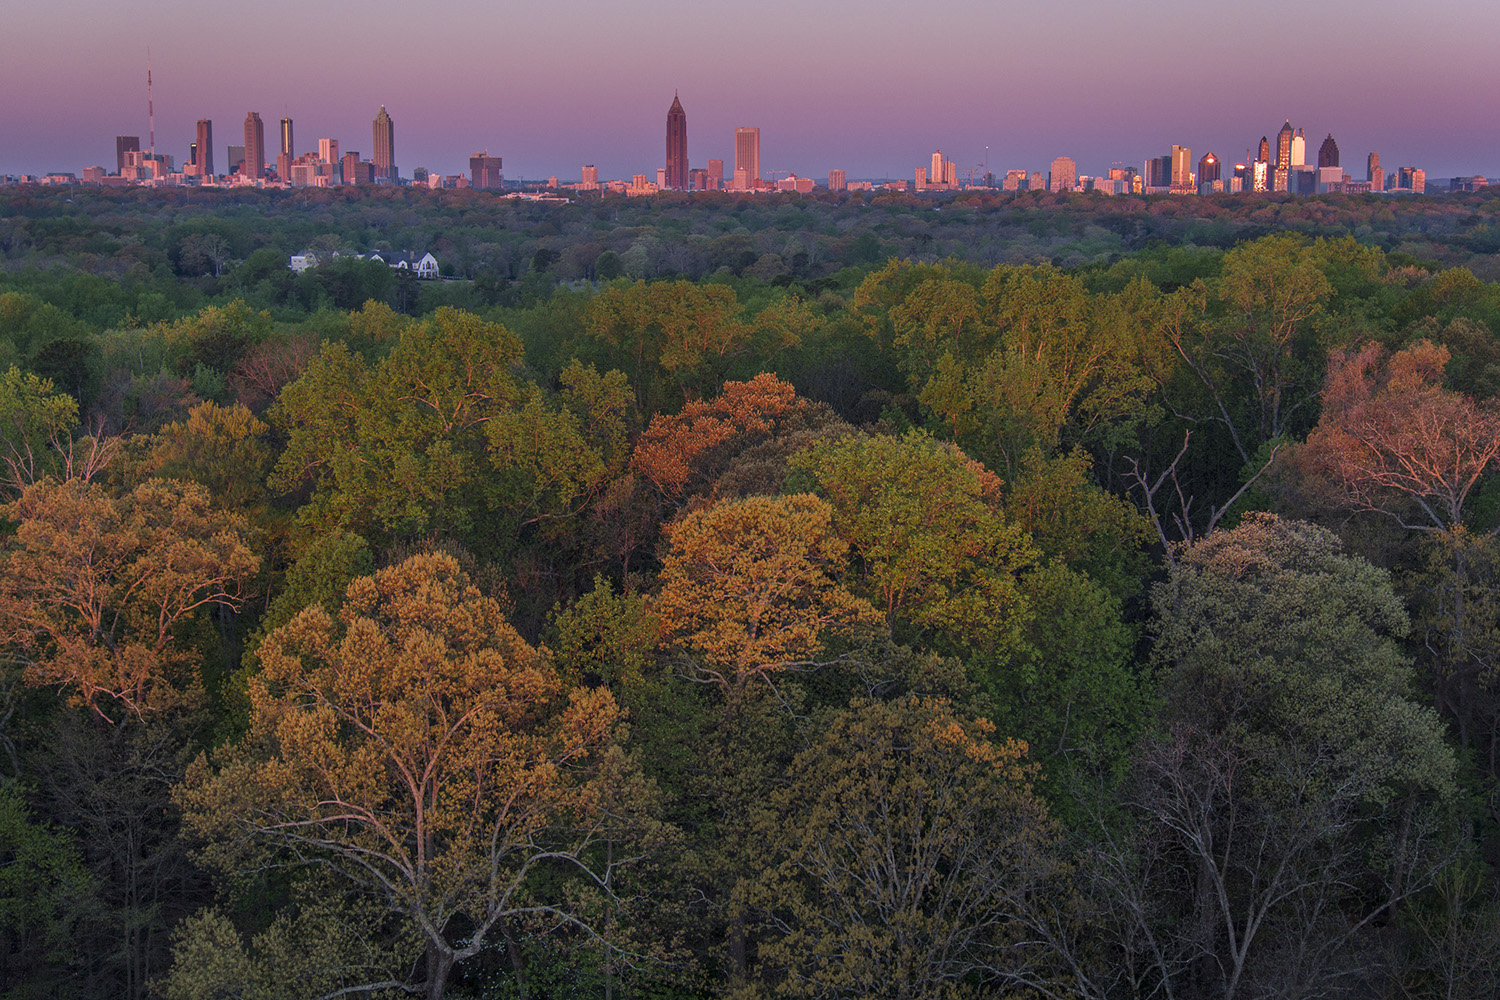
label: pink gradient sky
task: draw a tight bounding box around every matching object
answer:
[3,0,1497,181]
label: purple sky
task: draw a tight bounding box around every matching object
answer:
[3,0,1498,181]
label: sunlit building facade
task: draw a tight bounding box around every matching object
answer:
[665,93,688,190]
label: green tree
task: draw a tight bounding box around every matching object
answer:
[0,366,80,496]
[584,279,754,404]
[792,431,1036,669]
[144,400,277,511]
[551,575,661,695]
[1112,514,1458,1000]
[1158,235,1334,464]
[746,695,1062,1000]
[0,784,97,998]
[1003,446,1153,602]
[271,309,629,554]
[160,890,417,1000]
[998,561,1144,808]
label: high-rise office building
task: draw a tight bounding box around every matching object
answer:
[1251,136,1271,193]
[346,155,375,185]
[665,93,688,190]
[243,112,265,180]
[1049,156,1076,192]
[828,168,847,192]
[1143,154,1171,190]
[1291,127,1306,168]
[1170,145,1192,192]
[1397,167,1426,193]
[373,106,395,180]
[734,128,760,188]
[581,164,599,189]
[195,119,214,178]
[1367,152,1383,192]
[707,159,723,189]
[1274,120,1293,191]
[228,145,246,175]
[275,118,293,180]
[1197,152,1221,186]
[470,151,504,190]
[1317,133,1340,169]
[115,136,140,174]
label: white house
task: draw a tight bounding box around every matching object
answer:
[363,250,440,279]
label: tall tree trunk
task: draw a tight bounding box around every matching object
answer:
[425,942,455,1000]
[502,918,527,997]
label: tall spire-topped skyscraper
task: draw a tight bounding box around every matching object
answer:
[373,106,395,181]
[665,92,688,191]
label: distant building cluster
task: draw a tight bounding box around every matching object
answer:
[969,120,1445,198]
[15,93,1495,198]
[66,106,483,192]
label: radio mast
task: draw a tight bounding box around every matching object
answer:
[147,50,155,157]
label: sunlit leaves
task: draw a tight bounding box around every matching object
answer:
[655,494,881,694]
[181,553,635,998]
[0,477,258,718]
[793,431,1035,665]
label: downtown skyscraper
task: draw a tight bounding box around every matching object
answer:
[373,106,395,181]
[1274,119,1294,192]
[278,116,293,180]
[734,127,760,189]
[243,112,264,180]
[665,93,687,190]
[195,119,214,178]
[470,151,503,190]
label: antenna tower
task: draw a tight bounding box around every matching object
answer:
[148,51,155,157]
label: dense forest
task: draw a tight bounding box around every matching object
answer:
[3,184,1500,999]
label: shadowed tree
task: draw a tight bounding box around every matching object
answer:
[745,695,1064,999]
[1295,339,1500,756]
[1100,515,1458,1000]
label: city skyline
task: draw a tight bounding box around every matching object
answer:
[73,103,1461,197]
[2,0,1498,179]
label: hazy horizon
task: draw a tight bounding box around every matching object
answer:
[4,0,1498,181]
